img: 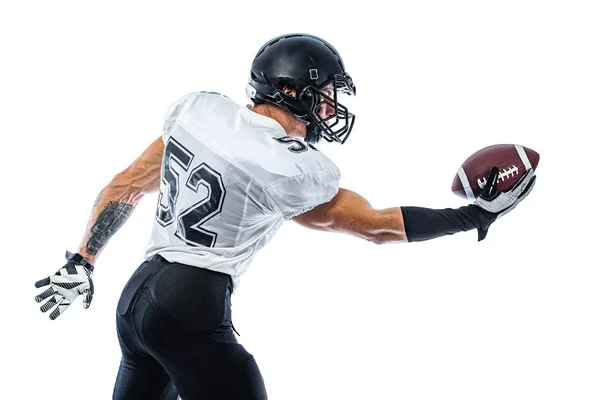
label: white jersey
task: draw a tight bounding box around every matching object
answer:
[144,92,340,292]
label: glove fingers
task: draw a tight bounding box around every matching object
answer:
[35,277,51,289]
[517,174,537,200]
[510,169,535,196]
[40,294,63,313]
[496,176,537,218]
[35,287,56,303]
[49,298,71,320]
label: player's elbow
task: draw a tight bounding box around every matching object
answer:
[366,209,409,245]
[363,229,393,245]
[327,211,387,245]
[367,233,408,245]
[367,234,387,245]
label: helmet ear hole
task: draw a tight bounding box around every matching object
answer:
[281,84,297,98]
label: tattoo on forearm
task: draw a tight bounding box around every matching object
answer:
[86,201,135,255]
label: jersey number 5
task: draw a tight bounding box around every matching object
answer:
[156,138,226,247]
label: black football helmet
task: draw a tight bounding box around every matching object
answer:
[246,33,356,144]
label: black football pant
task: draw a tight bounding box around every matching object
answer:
[112,254,268,400]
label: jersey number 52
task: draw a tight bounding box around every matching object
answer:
[156,138,226,247]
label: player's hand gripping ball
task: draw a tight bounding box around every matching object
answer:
[452,144,540,200]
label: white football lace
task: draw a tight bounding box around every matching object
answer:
[477,165,519,189]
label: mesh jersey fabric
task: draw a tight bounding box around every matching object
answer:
[144,92,340,292]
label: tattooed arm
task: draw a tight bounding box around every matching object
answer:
[33,137,165,319]
[76,136,165,264]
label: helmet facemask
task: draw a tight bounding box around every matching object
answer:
[297,74,356,144]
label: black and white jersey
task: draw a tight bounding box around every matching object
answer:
[144,92,340,291]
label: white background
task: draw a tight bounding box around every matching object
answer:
[2,0,599,399]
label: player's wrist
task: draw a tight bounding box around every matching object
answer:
[66,250,95,272]
[400,205,496,243]
[457,204,497,232]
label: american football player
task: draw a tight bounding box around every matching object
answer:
[34,33,536,399]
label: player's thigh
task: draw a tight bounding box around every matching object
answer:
[112,354,177,400]
[160,342,268,400]
[114,313,176,400]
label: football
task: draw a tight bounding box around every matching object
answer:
[452,144,540,200]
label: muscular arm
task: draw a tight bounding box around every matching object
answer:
[293,183,512,244]
[76,136,164,264]
[292,188,408,244]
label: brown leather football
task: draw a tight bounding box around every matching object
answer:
[452,144,540,200]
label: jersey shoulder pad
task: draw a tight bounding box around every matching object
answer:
[162,92,231,141]
[267,135,339,178]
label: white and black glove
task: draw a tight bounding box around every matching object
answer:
[473,166,537,240]
[35,251,95,320]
